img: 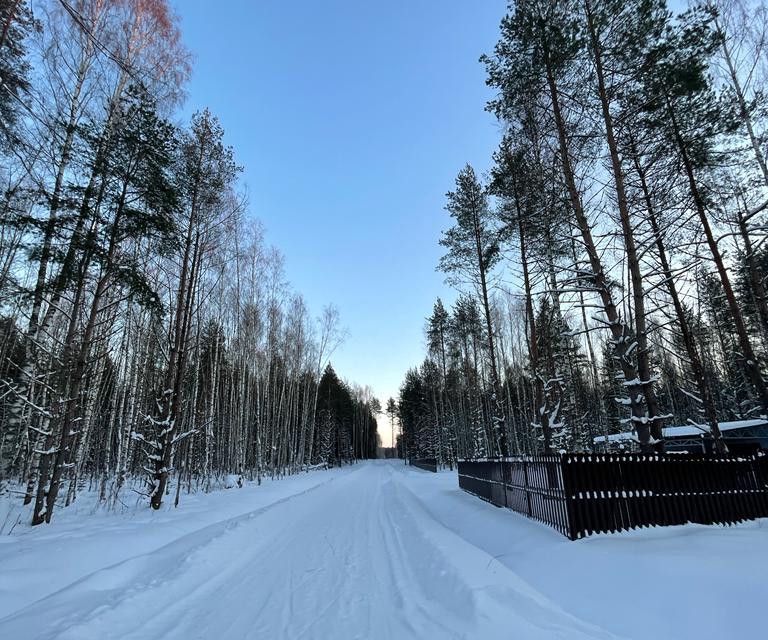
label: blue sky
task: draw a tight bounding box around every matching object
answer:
[175,0,508,445]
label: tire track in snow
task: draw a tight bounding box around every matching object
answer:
[384,465,626,639]
[0,466,364,639]
[1,462,626,639]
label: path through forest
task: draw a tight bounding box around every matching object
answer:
[0,461,619,640]
[2,461,766,639]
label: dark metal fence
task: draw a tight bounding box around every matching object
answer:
[458,453,768,539]
[412,458,438,472]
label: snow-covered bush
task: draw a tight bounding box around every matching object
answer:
[224,474,244,489]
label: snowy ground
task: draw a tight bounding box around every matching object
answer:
[0,461,765,640]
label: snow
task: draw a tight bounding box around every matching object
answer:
[223,473,243,489]
[595,418,768,443]
[0,461,766,639]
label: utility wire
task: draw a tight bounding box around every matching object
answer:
[2,0,139,142]
[56,0,137,80]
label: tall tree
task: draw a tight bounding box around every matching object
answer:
[640,5,768,413]
[439,166,508,455]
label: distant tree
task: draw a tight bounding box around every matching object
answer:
[386,397,398,457]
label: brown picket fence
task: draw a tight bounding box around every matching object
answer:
[412,458,438,472]
[457,453,768,539]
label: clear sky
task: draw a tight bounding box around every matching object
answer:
[174,0,508,446]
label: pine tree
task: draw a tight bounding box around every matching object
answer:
[439,166,508,455]
[484,0,659,450]
[426,299,450,463]
[30,86,180,524]
[0,0,34,148]
[144,109,240,510]
[638,5,768,414]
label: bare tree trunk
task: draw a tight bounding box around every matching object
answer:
[542,35,650,446]
[471,207,506,456]
[664,92,768,413]
[629,140,726,452]
[736,194,768,344]
[516,202,552,453]
[717,15,768,188]
[585,0,665,448]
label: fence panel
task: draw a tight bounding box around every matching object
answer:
[458,453,768,540]
[412,458,438,473]
[458,457,571,537]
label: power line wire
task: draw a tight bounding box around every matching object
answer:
[56,0,136,80]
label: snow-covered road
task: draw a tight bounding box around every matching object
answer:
[1,461,617,640]
[1,460,766,639]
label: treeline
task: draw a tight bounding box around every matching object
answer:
[0,0,378,525]
[398,0,768,461]
[316,365,380,466]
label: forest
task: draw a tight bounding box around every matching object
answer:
[397,0,768,462]
[0,0,379,526]
[0,3,766,638]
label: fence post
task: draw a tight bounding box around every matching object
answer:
[561,455,577,540]
[502,460,508,508]
[524,459,532,516]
